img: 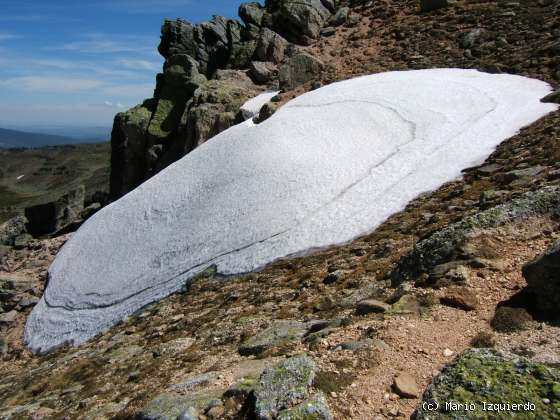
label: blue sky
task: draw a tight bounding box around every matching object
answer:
[0,0,241,128]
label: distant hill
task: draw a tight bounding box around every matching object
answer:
[0,142,110,223]
[0,127,111,149]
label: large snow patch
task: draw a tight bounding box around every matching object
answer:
[25,69,558,352]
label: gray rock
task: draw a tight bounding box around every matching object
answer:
[254,28,288,64]
[356,299,390,314]
[277,392,333,419]
[272,0,331,45]
[254,354,316,420]
[522,240,560,316]
[239,320,309,356]
[420,0,448,13]
[254,102,278,124]
[239,2,265,27]
[320,26,336,36]
[24,185,85,235]
[461,28,483,49]
[13,234,33,250]
[138,392,220,420]
[249,61,277,83]
[541,89,560,104]
[279,52,324,90]
[331,6,349,26]
[323,270,342,285]
[177,407,199,420]
[0,215,27,247]
[0,310,17,324]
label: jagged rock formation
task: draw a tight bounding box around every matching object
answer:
[110,0,333,199]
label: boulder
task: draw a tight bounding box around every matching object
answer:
[269,0,331,45]
[0,215,27,246]
[254,354,316,419]
[249,61,277,83]
[522,240,560,315]
[420,0,448,13]
[254,28,289,64]
[356,299,390,314]
[413,349,560,419]
[541,89,560,104]
[279,52,324,90]
[254,102,278,123]
[239,2,265,27]
[24,186,85,235]
[331,6,349,26]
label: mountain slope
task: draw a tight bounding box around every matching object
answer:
[0,127,80,149]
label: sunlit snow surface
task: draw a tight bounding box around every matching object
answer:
[25,69,558,352]
[240,90,280,119]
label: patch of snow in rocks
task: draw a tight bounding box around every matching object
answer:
[25,69,558,352]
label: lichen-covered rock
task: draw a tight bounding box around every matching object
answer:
[250,61,277,83]
[391,186,560,285]
[24,186,85,235]
[109,101,154,199]
[277,392,333,419]
[238,320,310,356]
[279,52,324,90]
[0,215,27,246]
[413,349,560,419]
[138,392,222,420]
[254,354,317,420]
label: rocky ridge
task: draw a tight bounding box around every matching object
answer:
[1,0,560,419]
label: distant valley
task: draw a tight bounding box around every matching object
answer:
[0,126,111,149]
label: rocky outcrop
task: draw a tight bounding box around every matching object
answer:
[413,349,560,419]
[110,0,332,199]
[522,240,560,317]
[24,186,85,235]
[390,186,560,286]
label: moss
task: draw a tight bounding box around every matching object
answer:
[491,306,534,333]
[314,370,356,394]
[414,349,560,419]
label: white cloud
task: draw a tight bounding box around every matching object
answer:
[104,100,114,106]
[0,76,105,92]
[119,58,161,72]
[57,33,154,54]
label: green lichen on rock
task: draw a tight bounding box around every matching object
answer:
[413,349,560,419]
[277,392,333,420]
[391,186,560,285]
[254,354,316,420]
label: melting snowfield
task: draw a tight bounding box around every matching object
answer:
[25,69,558,352]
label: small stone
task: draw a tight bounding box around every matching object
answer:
[392,373,420,398]
[0,310,17,324]
[440,287,478,311]
[443,348,454,357]
[356,299,390,315]
[205,405,225,419]
[323,271,342,285]
[543,398,551,404]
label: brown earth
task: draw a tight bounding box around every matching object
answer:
[1,0,560,419]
